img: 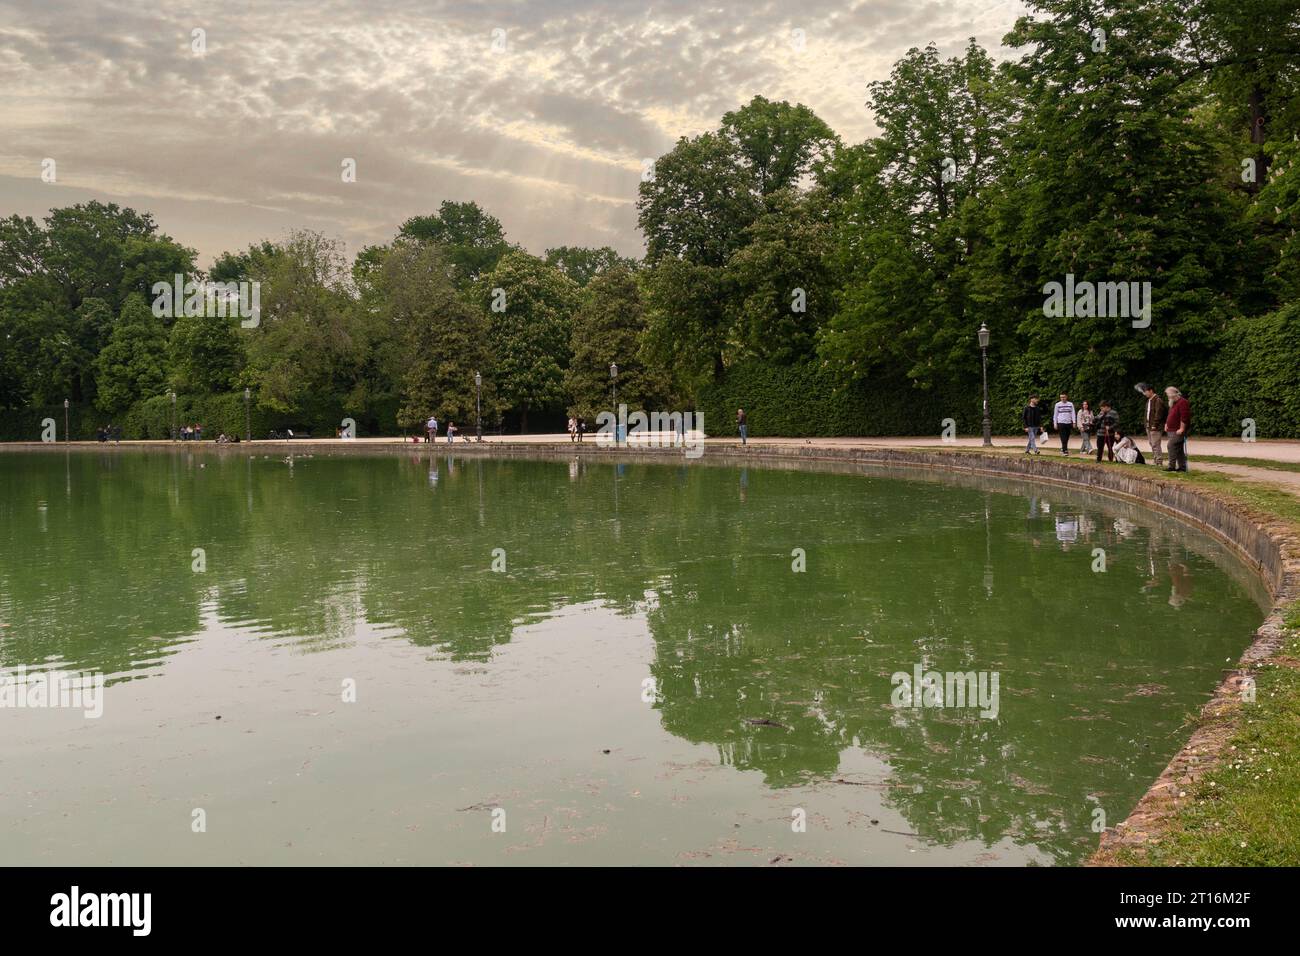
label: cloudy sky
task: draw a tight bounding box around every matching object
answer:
[0,0,1025,266]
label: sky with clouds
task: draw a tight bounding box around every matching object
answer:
[0,0,1026,266]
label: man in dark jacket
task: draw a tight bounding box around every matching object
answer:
[1164,387,1191,472]
[1022,395,1043,454]
[1140,383,1166,468]
[1094,401,1120,462]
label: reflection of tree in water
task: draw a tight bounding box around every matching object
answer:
[0,452,1268,863]
[643,469,1267,863]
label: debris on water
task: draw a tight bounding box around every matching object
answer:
[601,749,611,754]
[215,715,222,720]
[744,718,790,730]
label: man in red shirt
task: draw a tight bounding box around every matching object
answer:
[1164,386,1191,472]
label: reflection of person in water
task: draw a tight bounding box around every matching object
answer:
[739,468,748,503]
[1169,560,1192,608]
[1054,514,1079,548]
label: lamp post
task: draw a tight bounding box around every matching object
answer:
[169,391,176,441]
[610,362,619,444]
[63,398,69,443]
[978,322,992,447]
[475,371,483,442]
[243,387,251,443]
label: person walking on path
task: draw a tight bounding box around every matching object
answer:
[1094,401,1120,462]
[426,415,438,443]
[446,422,457,444]
[568,416,577,442]
[1164,387,1191,472]
[1052,393,1076,455]
[1077,401,1094,454]
[737,408,747,446]
[1139,384,1165,467]
[1022,395,1043,454]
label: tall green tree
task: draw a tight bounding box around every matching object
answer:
[378,242,495,430]
[564,267,670,419]
[94,293,168,415]
[168,313,246,394]
[543,246,638,287]
[398,201,513,290]
[483,252,579,431]
[819,41,1010,389]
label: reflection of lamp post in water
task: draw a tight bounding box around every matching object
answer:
[475,371,483,442]
[982,494,994,597]
[978,322,992,446]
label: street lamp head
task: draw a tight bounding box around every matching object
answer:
[475,371,482,388]
[610,362,618,379]
[244,387,251,400]
[977,322,990,349]
[63,398,69,409]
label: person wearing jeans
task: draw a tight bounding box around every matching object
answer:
[1052,393,1076,455]
[1164,387,1190,472]
[1140,383,1165,468]
[1077,401,1094,453]
[1022,395,1043,454]
[1094,401,1119,462]
[737,408,747,445]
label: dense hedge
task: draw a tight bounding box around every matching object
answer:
[699,305,1300,440]
[699,361,982,438]
[1,392,404,442]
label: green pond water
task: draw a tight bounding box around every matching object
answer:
[0,449,1270,865]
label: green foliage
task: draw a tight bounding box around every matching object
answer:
[168,312,246,394]
[399,201,513,289]
[94,293,168,414]
[543,245,637,286]
[483,252,579,430]
[564,268,671,419]
[376,241,496,430]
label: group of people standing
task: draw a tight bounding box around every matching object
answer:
[423,415,461,443]
[1022,384,1191,472]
